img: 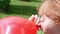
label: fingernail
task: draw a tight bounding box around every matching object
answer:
[31,15,34,17]
[35,14,38,16]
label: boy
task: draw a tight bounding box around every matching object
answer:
[29,0,60,34]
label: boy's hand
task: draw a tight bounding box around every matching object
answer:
[28,15,40,25]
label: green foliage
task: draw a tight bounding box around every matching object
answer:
[30,0,42,2]
[0,0,10,11]
[20,0,42,2]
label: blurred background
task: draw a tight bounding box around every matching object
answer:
[0,0,43,34]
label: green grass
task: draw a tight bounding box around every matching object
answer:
[0,0,43,34]
[0,0,42,18]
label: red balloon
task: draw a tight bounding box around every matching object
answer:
[0,16,39,34]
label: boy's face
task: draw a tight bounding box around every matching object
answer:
[40,15,60,34]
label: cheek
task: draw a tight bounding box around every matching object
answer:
[41,19,55,32]
[41,20,51,28]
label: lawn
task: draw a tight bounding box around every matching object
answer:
[0,0,42,18]
[0,0,43,34]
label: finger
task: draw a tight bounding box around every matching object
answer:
[34,15,38,23]
[28,15,35,21]
[38,21,44,27]
[35,17,40,25]
[37,17,45,26]
[40,16,45,22]
[38,23,41,26]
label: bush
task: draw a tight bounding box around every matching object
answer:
[21,0,30,2]
[20,0,42,2]
[32,0,42,2]
[0,0,10,11]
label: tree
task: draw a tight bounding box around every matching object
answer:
[0,0,10,11]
